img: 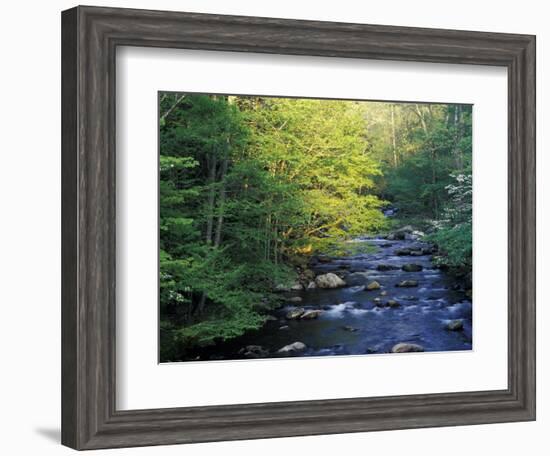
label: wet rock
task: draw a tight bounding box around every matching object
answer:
[279,325,289,330]
[239,345,269,358]
[286,296,303,303]
[396,280,418,287]
[285,308,305,320]
[366,280,381,291]
[380,290,388,296]
[316,256,332,263]
[343,325,359,332]
[373,297,384,307]
[290,283,304,291]
[446,319,464,331]
[277,341,307,355]
[377,264,398,271]
[402,264,423,272]
[401,295,419,301]
[301,309,323,320]
[391,342,425,353]
[301,269,316,281]
[409,250,424,257]
[395,248,412,256]
[315,273,347,289]
[274,284,290,292]
[396,225,415,234]
[387,299,400,308]
[380,242,393,248]
[306,281,317,290]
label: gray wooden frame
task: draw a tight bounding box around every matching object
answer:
[61,5,536,450]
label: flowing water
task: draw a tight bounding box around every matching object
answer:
[191,236,472,361]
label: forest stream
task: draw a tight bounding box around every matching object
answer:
[191,234,473,361]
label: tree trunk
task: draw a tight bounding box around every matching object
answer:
[390,104,398,167]
[214,155,229,248]
[205,153,217,244]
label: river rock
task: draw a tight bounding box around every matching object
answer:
[402,264,423,272]
[387,299,400,308]
[400,295,419,301]
[239,345,269,359]
[377,264,398,271]
[395,248,412,256]
[286,296,303,303]
[290,283,304,291]
[285,307,305,320]
[301,269,316,281]
[391,342,425,353]
[396,280,418,287]
[277,341,307,355]
[274,283,290,292]
[279,325,289,330]
[306,281,317,290]
[446,319,464,331]
[315,273,346,289]
[343,325,359,332]
[316,256,332,263]
[380,290,388,296]
[373,297,384,307]
[301,309,323,320]
[380,242,393,248]
[409,250,424,256]
[366,280,381,291]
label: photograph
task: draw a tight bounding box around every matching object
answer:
[158,93,473,362]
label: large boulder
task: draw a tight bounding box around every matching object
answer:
[315,273,346,289]
[391,342,425,353]
[285,307,305,320]
[402,264,423,272]
[301,309,323,320]
[277,341,307,355]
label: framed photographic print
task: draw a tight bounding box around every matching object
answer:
[61,5,536,450]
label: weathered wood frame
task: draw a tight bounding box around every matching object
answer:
[61,5,536,450]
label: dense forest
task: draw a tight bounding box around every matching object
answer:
[159,93,472,361]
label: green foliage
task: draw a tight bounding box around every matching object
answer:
[158,94,472,361]
[428,174,473,269]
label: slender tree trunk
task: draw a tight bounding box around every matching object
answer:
[414,104,428,134]
[390,104,398,167]
[160,94,186,122]
[453,105,463,170]
[214,155,229,248]
[205,153,217,244]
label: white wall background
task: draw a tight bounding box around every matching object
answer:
[0,0,546,454]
